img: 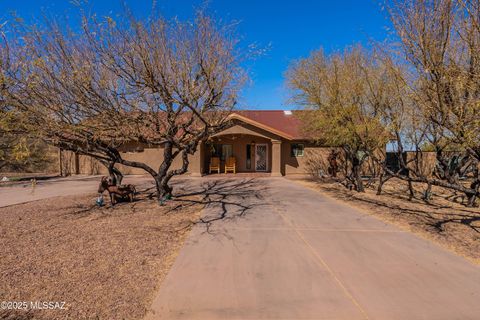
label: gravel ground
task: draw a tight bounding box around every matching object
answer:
[297,178,480,265]
[0,192,201,320]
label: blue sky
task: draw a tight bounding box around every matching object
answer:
[0,0,391,110]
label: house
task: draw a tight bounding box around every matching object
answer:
[60,110,335,177]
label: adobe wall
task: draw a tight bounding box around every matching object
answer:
[60,145,202,176]
[283,143,333,176]
[405,152,437,177]
[283,144,383,177]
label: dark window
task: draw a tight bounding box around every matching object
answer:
[246,144,252,169]
[290,143,304,157]
[210,144,232,161]
[210,144,221,158]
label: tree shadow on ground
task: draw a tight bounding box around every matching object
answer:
[170,178,268,234]
[319,184,480,234]
[65,178,268,236]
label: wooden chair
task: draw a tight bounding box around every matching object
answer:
[225,157,236,174]
[209,157,220,174]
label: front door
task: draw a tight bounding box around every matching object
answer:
[255,144,268,171]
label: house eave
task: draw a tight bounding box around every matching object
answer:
[227,113,295,140]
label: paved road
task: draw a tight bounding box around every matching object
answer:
[147,177,480,320]
[0,175,153,207]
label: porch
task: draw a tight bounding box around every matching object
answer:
[199,132,283,177]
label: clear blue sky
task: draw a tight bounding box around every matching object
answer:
[0,0,391,110]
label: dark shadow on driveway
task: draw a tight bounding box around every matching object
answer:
[172,178,268,233]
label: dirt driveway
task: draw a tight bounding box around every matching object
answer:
[147,177,480,320]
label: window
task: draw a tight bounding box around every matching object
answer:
[290,143,304,157]
[246,144,252,169]
[211,144,233,161]
[221,144,233,161]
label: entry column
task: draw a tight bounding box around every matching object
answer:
[271,140,283,176]
[189,143,204,177]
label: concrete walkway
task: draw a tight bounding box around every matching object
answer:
[0,175,152,207]
[147,177,480,320]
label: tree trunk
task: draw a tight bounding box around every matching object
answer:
[158,149,191,202]
[352,165,365,192]
[407,179,415,201]
[377,173,390,195]
[423,183,432,202]
[155,175,173,203]
[155,142,175,202]
[153,143,193,203]
[107,161,123,185]
[352,160,364,192]
[467,179,480,207]
[117,139,198,204]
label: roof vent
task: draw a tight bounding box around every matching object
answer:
[284,110,292,115]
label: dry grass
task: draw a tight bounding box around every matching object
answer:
[0,192,201,320]
[297,177,480,265]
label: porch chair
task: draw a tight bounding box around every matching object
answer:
[209,157,220,174]
[225,157,236,174]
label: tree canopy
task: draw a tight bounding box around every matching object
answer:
[1,10,246,198]
[287,46,392,191]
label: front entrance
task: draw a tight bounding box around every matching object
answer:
[204,134,273,175]
[255,144,268,171]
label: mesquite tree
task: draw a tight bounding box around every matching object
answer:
[0,31,48,171]
[4,11,245,199]
[387,0,480,205]
[366,53,431,198]
[287,47,391,192]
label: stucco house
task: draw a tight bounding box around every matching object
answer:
[60,110,333,177]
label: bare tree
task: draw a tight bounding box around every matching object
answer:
[387,0,480,205]
[6,10,245,199]
[364,51,431,198]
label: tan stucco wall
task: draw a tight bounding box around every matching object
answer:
[62,143,388,178]
[59,150,77,176]
[63,142,336,177]
[62,145,200,176]
[283,143,333,176]
[61,121,359,177]
[282,144,382,177]
[406,151,437,177]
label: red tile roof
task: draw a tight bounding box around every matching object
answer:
[230,110,304,140]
